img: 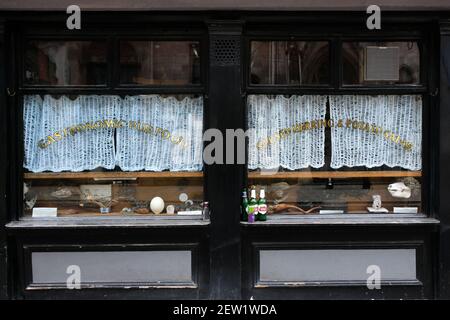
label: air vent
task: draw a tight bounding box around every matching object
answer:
[210,37,240,66]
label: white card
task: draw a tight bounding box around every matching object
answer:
[367,207,389,213]
[32,207,57,218]
[319,210,344,214]
[177,210,202,216]
[393,207,418,214]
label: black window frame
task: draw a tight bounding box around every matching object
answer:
[243,24,435,218]
[14,23,208,221]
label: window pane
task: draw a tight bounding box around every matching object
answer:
[250,41,330,85]
[244,94,422,219]
[120,41,201,85]
[23,94,204,219]
[342,42,420,85]
[25,41,108,85]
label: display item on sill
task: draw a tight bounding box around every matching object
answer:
[150,196,165,214]
[257,189,267,221]
[393,207,418,213]
[388,182,412,198]
[247,188,258,223]
[134,207,150,214]
[241,188,249,222]
[166,205,175,215]
[50,187,73,199]
[367,194,389,213]
[202,201,210,221]
[268,203,321,215]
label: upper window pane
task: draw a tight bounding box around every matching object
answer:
[342,41,420,85]
[119,41,201,85]
[250,41,330,85]
[25,41,108,85]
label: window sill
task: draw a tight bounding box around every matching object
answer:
[6,215,210,230]
[240,214,439,227]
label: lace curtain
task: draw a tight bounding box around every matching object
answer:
[24,95,119,172]
[116,95,203,171]
[329,95,422,170]
[247,95,328,170]
[248,95,422,171]
[23,95,203,172]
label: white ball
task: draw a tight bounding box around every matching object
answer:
[150,197,165,214]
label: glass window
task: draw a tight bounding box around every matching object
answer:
[342,41,420,85]
[119,41,201,85]
[25,41,108,85]
[244,94,422,219]
[23,94,204,218]
[250,41,330,85]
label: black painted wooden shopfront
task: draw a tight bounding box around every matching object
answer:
[0,7,450,300]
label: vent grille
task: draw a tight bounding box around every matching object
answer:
[210,37,240,66]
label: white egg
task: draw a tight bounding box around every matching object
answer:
[150,197,165,214]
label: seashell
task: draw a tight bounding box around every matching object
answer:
[121,207,132,214]
[135,207,150,214]
[51,188,72,199]
[150,197,165,214]
[178,193,189,202]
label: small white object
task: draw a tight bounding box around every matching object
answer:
[319,210,344,214]
[166,205,175,215]
[393,207,418,214]
[388,182,412,199]
[179,193,189,202]
[367,207,389,213]
[150,197,165,214]
[372,195,382,209]
[177,210,202,216]
[32,207,57,218]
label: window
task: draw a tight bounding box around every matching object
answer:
[25,41,108,85]
[22,38,205,219]
[120,41,201,85]
[245,39,423,218]
[250,41,330,85]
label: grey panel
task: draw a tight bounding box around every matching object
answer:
[259,249,416,282]
[32,250,192,284]
[365,46,400,81]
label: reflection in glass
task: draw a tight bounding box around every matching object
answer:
[250,41,330,85]
[120,41,201,85]
[25,41,108,85]
[342,42,420,85]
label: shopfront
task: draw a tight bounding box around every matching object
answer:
[0,2,450,300]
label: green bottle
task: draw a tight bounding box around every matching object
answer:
[241,188,248,222]
[248,188,257,223]
[257,189,267,221]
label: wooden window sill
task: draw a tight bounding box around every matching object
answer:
[240,214,439,226]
